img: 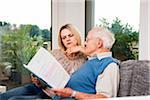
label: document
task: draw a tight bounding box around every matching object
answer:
[23,47,70,88]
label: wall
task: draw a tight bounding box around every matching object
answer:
[139,0,150,60]
[85,0,95,36]
[52,0,85,50]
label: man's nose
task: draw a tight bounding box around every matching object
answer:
[84,42,87,47]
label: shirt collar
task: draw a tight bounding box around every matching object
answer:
[88,52,112,60]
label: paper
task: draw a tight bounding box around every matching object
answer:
[24,47,70,88]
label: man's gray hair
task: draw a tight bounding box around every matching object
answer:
[93,27,115,50]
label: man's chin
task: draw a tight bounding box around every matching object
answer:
[83,51,90,56]
[84,50,96,57]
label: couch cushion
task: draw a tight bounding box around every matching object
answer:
[130,60,150,96]
[117,60,150,97]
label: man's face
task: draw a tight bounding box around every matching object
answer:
[84,30,100,56]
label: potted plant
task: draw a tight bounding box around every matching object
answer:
[1,25,44,84]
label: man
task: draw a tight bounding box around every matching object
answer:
[47,26,120,99]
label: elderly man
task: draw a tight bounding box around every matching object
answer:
[49,27,120,99]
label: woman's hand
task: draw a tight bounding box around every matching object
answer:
[66,46,84,55]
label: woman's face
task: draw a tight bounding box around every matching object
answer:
[61,28,78,49]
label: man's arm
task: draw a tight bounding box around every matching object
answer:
[75,91,108,99]
[50,63,119,99]
[96,63,120,97]
[51,88,108,99]
[75,62,119,99]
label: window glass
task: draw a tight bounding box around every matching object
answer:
[95,0,140,61]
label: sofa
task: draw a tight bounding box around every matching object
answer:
[117,60,150,97]
[1,60,150,96]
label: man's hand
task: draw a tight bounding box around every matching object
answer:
[31,75,41,87]
[51,88,108,99]
[42,88,55,97]
[51,88,73,97]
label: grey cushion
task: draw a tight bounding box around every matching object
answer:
[130,61,150,96]
[117,60,150,97]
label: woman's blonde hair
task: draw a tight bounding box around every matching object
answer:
[58,24,81,51]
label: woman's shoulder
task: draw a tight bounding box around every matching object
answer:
[76,52,87,60]
[51,49,66,58]
[51,49,61,53]
[51,49,64,54]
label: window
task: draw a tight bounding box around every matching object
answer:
[95,0,140,60]
[0,0,51,87]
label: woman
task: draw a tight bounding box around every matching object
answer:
[0,24,86,100]
[52,24,86,75]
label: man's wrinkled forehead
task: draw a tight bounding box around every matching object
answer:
[87,31,93,39]
[87,28,98,38]
[90,27,101,33]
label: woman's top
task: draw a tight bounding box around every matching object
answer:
[51,49,86,75]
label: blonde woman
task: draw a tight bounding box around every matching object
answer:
[53,24,86,75]
[0,24,86,100]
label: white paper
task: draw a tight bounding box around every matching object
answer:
[24,47,70,88]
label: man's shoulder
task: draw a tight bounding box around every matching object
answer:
[107,63,119,71]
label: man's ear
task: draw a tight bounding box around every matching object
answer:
[97,39,103,48]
